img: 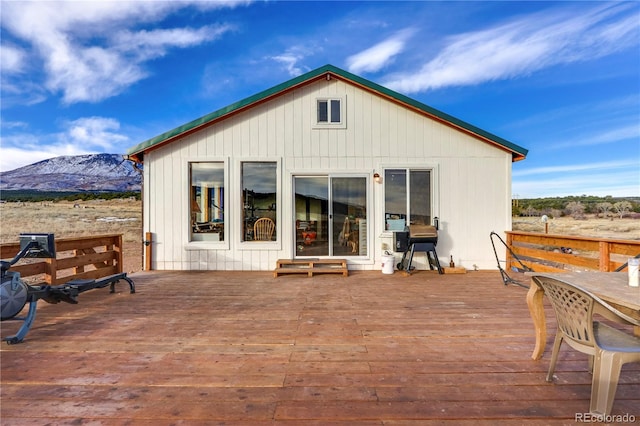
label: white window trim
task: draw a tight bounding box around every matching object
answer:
[379,164,440,234]
[313,96,346,129]
[289,170,373,263]
[236,157,282,251]
[184,157,230,250]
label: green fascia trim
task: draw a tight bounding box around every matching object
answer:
[127,64,528,160]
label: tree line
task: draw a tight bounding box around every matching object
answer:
[0,190,141,203]
[513,195,639,219]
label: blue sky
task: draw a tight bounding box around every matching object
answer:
[1,1,638,198]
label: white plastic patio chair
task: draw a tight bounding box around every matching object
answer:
[532,275,640,416]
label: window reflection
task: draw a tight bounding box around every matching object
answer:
[384,169,431,229]
[410,170,431,225]
[190,162,224,241]
[294,176,367,257]
[385,169,407,230]
[333,177,367,256]
[295,177,328,256]
[242,162,277,241]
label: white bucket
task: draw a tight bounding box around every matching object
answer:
[381,254,395,274]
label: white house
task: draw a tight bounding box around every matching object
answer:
[127,64,527,272]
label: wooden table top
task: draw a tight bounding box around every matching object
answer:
[527,271,640,313]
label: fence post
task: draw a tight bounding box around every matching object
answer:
[73,247,84,276]
[116,234,124,274]
[46,256,57,285]
[599,241,610,272]
[506,233,514,272]
[144,232,152,271]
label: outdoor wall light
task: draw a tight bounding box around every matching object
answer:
[373,172,382,184]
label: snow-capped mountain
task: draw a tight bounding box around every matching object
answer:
[0,153,142,192]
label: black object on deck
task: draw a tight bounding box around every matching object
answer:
[1,233,135,344]
[397,225,443,274]
[489,231,530,288]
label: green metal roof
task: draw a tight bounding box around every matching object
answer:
[127,64,528,162]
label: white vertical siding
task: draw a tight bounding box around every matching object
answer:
[144,77,514,271]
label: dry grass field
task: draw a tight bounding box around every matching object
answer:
[0,199,143,273]
[512,215,640,240]
[1,199,638,275]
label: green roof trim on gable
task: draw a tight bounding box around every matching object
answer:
[127,64,528,162]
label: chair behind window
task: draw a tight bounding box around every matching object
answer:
[253,218,275,241]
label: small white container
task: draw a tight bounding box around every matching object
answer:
[628,258,639,287]
[381,254,395,274]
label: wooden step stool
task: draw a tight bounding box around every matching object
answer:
[274,259,348,277]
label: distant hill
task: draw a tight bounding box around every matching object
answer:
[0,153,142,192]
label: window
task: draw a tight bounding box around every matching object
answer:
[316,98,343,126]
[384,169,432,229]
[190,162,224,242]
[242,162,277,242]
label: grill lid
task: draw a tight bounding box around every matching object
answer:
[409,225,437,239]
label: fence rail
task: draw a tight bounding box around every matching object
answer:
[505,231,640,273]
[1,234,124,285]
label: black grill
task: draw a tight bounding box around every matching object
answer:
[398,225,443,274]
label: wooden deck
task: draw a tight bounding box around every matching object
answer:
[2,270,639,424]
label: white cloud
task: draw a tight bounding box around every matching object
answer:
[346,28,415,74]
[504,94,640,157]
[1,121,29,130]
[114,24,235,60]
[0,1,243,104]
[48,43,146,104]
[551,124,639,149]
[507,95,639,130]
[383,3,640,93]
[0,80,47,107]
[268,45,316,77]
[66,117,129,150]
[0,44,48,106]
[513,160,638,177]
[0,145,89,174]
[0,117,131,172]
[0,44,26,73]
[271,53,306,77]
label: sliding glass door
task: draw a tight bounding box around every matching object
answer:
[294,175,367,257]
[294,176,328,256]
[331,177,367,256]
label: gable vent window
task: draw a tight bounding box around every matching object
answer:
[315,98,345,128]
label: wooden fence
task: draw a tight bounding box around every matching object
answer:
[1,234,124,285]
[505,231,640,273]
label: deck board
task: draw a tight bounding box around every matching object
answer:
[2,270,639,424]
